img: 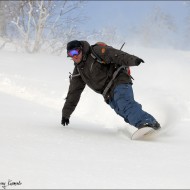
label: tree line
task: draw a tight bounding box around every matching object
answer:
[0,0,85,54]
[0,1,190,53]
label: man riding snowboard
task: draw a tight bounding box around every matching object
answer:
[61,40,160,131]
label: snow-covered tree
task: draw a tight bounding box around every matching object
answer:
[0,1,6,37]
[3,0,86,54]
[86,26,124,47]
[0,1,13,49]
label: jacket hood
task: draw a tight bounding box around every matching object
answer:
[80,41,91,61]
[80,41,91,53]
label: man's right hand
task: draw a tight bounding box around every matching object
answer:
[135,58,144,66]
[61,116,70,126]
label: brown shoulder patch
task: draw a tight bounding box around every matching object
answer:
[101,48,106,54]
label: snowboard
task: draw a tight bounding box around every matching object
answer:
[131,126,158,140]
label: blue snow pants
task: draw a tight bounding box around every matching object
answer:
[109,84,157,128]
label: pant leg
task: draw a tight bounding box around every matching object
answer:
[109,84,157,128]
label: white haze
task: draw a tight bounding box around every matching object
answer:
[0,45,190,189]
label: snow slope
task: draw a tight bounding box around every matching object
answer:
[0,47,190,189]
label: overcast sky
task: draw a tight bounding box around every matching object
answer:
[77,1,188,49]
[82,1,187,32]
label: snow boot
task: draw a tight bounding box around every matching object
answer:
[138,121,161,130]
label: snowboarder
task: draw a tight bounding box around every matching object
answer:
[61,40,160,130]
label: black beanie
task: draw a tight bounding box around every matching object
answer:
[67,40,82,51]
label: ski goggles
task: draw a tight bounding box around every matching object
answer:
[67,48,81,57]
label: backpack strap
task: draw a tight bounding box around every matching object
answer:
[90,45,106,64]
[102,65,129,99]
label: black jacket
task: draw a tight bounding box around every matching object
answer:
[62,41,140,118]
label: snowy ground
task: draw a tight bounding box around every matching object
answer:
[0,46,190,189]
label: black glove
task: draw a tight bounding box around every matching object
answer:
[61,116,70,126]
[135,58,144,66]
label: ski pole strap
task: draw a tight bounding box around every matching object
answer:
[102,65,129,98]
